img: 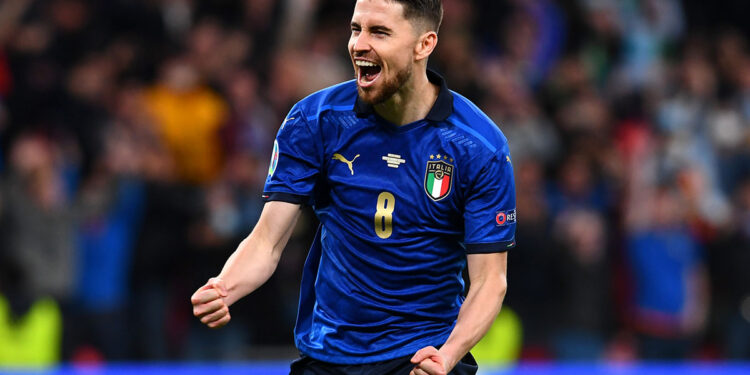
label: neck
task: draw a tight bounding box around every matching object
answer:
[374,68,439,126]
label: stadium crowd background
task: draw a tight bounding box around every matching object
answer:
[0,0,749,365]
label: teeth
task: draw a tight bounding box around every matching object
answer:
[355,61,378,67]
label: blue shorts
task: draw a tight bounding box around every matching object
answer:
[289,352,478,375]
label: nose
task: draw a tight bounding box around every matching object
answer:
[351,33,371,54]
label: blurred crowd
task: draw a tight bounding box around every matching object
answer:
[0,0,749,365]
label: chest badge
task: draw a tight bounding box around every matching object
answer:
[424,155,454,201]
[333,153,359,175]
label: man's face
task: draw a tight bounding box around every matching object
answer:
[349,0,419,104]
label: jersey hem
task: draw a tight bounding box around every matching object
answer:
[295,331,451,365]
[465,239,516,253]
[262,191,310,204]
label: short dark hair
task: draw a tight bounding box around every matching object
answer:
[391,0,443,33]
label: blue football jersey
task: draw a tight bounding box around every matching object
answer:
[263,70,516,364]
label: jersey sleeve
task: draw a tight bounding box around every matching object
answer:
[263,105,322,205]
[463,148,517,253]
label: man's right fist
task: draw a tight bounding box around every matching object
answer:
[191,277,231,328]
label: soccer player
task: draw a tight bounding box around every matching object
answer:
[191,0,516,374]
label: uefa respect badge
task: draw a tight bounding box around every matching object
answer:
[495,209,516,226]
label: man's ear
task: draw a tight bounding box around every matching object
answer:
[414,31,438,62]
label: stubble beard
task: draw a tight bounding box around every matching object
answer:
[357,63,413,105]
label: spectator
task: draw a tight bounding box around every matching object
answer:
[625,186,709,359]
[3,133,76,303]
[550,209,613,360]
[143,56,228,185]
[0,133,71,365]
[546,153,611,218]
[65,126,145,361]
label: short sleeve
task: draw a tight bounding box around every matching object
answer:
[463,149,517,253]
[263,105,322,205]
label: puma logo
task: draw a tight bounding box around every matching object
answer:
[332,153,360,175]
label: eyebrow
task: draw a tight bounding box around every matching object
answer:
[370,25,393,33]
[350,22,393,34]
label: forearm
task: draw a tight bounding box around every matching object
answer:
[439,276,507,369]
[215,201,300,306]
[216,235,282,306]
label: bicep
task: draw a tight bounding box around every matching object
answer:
[250,201,303,255]
[466,252,508,286]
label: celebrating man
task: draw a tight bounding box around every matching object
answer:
[191,1,516,374]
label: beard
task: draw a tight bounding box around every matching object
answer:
[357,63,413,105]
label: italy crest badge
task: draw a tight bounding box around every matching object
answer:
[424,159,454,201]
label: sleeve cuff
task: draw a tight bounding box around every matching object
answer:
[262,192,310,205]
[465,239,516,254]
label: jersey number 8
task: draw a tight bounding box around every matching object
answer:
[374,192,395,239]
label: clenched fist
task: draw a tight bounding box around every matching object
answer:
[410,346,450,375]
[191,277,231,328]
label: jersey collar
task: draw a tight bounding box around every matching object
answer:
[353,69,454,122]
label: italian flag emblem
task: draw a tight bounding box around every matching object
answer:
[424,160,454,201]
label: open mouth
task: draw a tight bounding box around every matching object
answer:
[355,60,382,88]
